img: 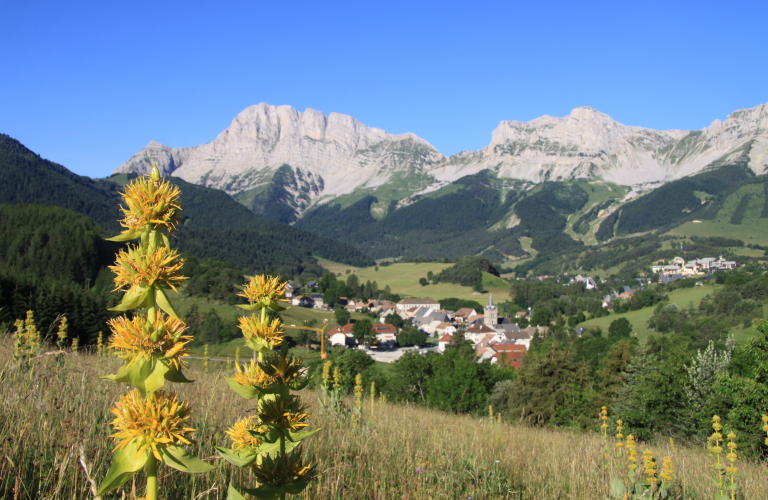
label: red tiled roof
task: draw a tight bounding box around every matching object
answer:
[438,334,453,342]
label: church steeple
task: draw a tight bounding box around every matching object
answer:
[484,293,498,326]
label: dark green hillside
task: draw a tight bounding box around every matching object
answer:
[0,134,373,271]
[607,164,753,236]
[434,256,500,286]
[0,134,122,234]
[296,171,528,261]
[512,182,587,253]
[0,204,118,284]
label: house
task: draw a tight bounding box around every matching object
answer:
[659,274,684,284]
[465,323,496,344]
[307,281,318,289]
[491,330,532,349]
[491,344,527,369]
[435,322,457,337]
[454,308,480,324]
[291,295,314,308]
[284,283,301,299]
[311,294,325,309]
[396,298,440,312]
[368,300,396,312]
[515,311,529,320]
[372,323,398,335]
[329,332,356,347]
[438,334,452,352]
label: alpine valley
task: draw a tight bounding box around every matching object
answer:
[112,102,768,265]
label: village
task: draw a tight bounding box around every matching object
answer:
[283,281,537,368]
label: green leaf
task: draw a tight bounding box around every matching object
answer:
[101,364,130,383]
[160,444,216,473]
[215,446,259,467]
[288,377,309,391]
[106,229,139,242]
[284,481,310,495]
[241,485,285,500]
[227,483,249,500]
[144,357,170,394]
[225,377,262,400]
[161,233,170,248]
[109,288,149,312]
[126,358,152,396]
[610,477,626,499]
[95,439,148,496]
[267,301,287,312]
[287,428,321,443]
[164,364,193,384]
[155,287,180,320]
[237,303,261,311]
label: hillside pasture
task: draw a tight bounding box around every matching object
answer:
[349,262,511,301]
[3,344,767,500]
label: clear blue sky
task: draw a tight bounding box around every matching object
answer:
[2,1,767,178]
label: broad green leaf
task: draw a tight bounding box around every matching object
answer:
[241,485,285,500]
[287,428,321,443]
[164,364,193,384]
[237,303,261,311]
[126,358,152,396]
[288,377,309,391]
[267,301,287,312]
[101,364,130,383]
[284,481,310,495]
[106,229,139,242]
[244,337,273,353]
[144,357,170,394]
[160,444,216,473]
[109,288,149,312]
[610,477,626,499]
[225,377,262,400]
[95,439,148,496]
[215,446,259,467]
[161,233,170,248]
[155,287,180,320]
[227,483,248,500]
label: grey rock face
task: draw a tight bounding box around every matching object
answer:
[115,102,768,215]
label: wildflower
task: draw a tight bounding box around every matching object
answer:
[626,435,638,471]
[233,355,305,389]
[57,316,68,350]
[762,414,768,446]
[114,171,183,239]
[238,275,287,310]
[237,316,284,352]
[107,312,191,369]
[226,416,266,451]
[660,456,674,482]
[109,389,194,460]
[322,361,333,389]
[333,366,342,390]
[415,467,423,473]
[259,395,311,432]
[643,449,657,486]
[110,245,186,294]
[250,446,316,489]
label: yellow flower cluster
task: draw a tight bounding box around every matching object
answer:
[762,414,768,446]
[107,312,191,369]
[660,455,674,482]
[322,361,332,389]
[238,316,285,350]
[615,419,624,457]
[232,354,305,388]
[109,389,194,460]
[250,447,315,487]
[238,274,286,306]
[226,416,266,451]
[57,316,68,350]
[626,435,638,471]
[110,245,186,293]
[643,449,657,486]
[259,395,310,433]
[117,173,183,236]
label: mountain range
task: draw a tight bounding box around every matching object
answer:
[115,102,768,224]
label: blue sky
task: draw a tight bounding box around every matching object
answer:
[2,1,767,178]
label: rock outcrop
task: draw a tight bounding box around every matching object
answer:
[115,102,768,216]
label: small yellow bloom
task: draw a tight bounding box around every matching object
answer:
[259,395,311,433]
[250,446,316,487]
[238,316,285,351]
[226,416,266,451]
[660,455,673,482]
[110,245,186,293]
[107,312,191,369]
[109,389,194,460]
[117,172,183,236]
[238,275,287,307]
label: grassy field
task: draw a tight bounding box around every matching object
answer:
[578,284,757,342]
[315,256,363,275]
[349,262,511,301]
[3,343,767,500]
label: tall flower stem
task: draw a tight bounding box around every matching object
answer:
[146,287,157,327]
[146,453,159,500]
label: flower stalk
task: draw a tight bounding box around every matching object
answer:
[96,164,213,499]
